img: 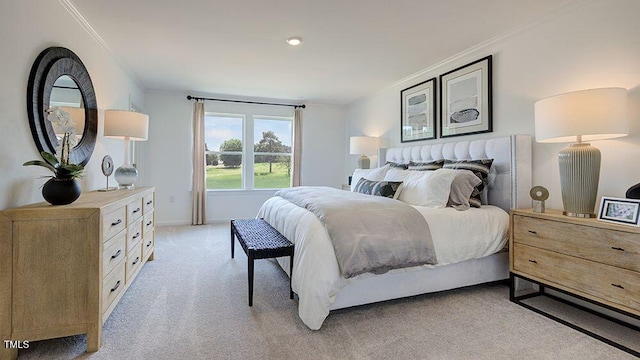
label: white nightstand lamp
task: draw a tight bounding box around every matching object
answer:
[350,136,379,169]
[534,88,628,217]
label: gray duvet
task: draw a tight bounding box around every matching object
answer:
[275,186,437,278]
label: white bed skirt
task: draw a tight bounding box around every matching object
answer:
[330,251,508,309]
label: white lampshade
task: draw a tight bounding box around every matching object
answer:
[104,110,149,141]
[534,87,628,143]
[349,136,379,155]
[534,87,628,218]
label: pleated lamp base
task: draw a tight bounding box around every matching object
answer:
[558,143,601,218]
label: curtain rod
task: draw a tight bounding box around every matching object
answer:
[186,95,305,109]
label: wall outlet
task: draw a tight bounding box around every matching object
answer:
[169,195,175,203]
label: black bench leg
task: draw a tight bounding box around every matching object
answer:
[230,221,235,259]
[248,251,254,306]
[289,253,294,299]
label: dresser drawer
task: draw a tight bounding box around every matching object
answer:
[103,231,126,276]
[103,207,127,241]
[512,215,640,272]
[127,198,143,223]
[126,244,143,283]
[143,193,155,214]
[513,243,640,312]
[143,229,154,260]
[127,218,143,251]
[143,210,154,237]
[102,261,126,311]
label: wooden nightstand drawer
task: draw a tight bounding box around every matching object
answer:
[513,243,640,312]
[513,214,640,272]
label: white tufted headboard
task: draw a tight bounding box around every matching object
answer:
[379,135,532,212]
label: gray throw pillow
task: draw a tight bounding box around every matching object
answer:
[443,159,494,208]
[447,170,482,211]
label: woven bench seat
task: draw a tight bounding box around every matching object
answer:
[231,219,294,306]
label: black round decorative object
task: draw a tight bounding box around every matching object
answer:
[626,183,640,199]
[42,178,82,205]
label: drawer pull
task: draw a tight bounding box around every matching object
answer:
[611,283,625,289]
[146,220,153,226]
[132,207,141,214]
[611,247,625,252]
[111,219,122,226]
[528,259,538,264]
[132,232,140,240]
[527,230,538,235]
[146,200,153,205]
[110,280,121,292]
[146,241,152,248]
[132,256,140,266]
[111,249,122,259]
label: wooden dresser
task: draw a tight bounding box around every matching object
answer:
[0,187,155,359]
[510,208,640,351]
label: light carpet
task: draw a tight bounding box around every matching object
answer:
[16,223,638,359]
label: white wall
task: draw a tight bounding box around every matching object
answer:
[346,0,640,211]
[140,92,346,225]
[0,0,144,210]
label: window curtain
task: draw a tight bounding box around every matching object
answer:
[292,108,303,187]
[192,100,206,225]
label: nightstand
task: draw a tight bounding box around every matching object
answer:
[509,208,640,355]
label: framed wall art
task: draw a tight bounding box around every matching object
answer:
[597,197,640,226]
[440,55,492,138]
[400,78,436,143]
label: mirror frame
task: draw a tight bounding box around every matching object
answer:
[27,47,98,166]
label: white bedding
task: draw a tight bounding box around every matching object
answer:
[257,195,509,330]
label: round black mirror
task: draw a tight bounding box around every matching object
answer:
[27,47,97,166]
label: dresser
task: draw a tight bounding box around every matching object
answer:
[0,187,155,359]
[509,209,640,353]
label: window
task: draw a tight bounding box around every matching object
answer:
[204,113,293,190]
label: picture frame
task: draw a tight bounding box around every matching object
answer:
[400,77,436,143]
[440,55,492,138]
[597,197,640,226]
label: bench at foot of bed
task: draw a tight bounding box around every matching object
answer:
[231,218,294,306]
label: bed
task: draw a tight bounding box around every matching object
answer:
[257,135,532,330]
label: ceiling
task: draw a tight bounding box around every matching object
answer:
[70,0,580,105]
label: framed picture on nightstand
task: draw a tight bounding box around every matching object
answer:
[597,197,640,226]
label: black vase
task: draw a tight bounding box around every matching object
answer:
[42,178,82,205]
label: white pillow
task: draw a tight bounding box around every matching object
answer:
[350,165,390,191]
[395,168,457,207]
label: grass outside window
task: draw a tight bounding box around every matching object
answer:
[207,162,291,190]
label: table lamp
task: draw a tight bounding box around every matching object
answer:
[534,87,628,217]
[104,110,149,189]
[350,136,379,169]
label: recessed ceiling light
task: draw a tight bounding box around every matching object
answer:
[286,37,302,46]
